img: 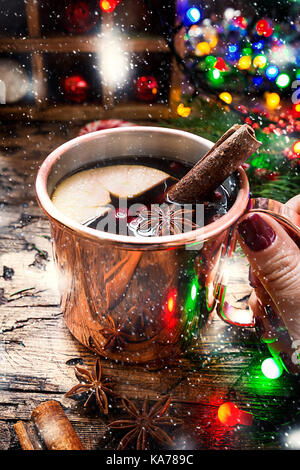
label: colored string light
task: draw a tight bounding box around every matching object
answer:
[163,288,178,330]
[185,7,202,25]
[233,16,247,30]
[293,104,300,116]
[219,92,232,104]
[208,69,224,85]
[238,55,252,70]
[256,19,273,37]
[184,275,199,318]
[205,55,217,67]
[217,402,253,427]
[265,92,280,110]
[228,44,238,53]
[226,43,240,61]
[252,76,263,86]
[191,283,197,301]
[265,65,279,80]
[177,103,191,117]
[242,47,252,56]
[253,54,267,69]
[276,73,290,88]
[214,57,227,71]
[292,141,300,154]
[252,40,264,51]
[196,41,211,56]
[99,0,120,13]
[261,357,283,379]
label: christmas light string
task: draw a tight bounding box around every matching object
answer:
[142,0,300,131]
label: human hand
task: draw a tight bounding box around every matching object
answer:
[236,194,300,373]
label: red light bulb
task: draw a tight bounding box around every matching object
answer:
[234,16,247,29]
[256,19,273,37]
[217,402,253,427]
[99,0,120,13]
[214,57,227,72]
[163,288,177,330]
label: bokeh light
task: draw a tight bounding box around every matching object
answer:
[276,73,290,88]
[219,91,232,104]
[265,92,280,110]
[261,358,283,379]
[238,55,252,70]
[265,65,279,80]
[185,7,202,25]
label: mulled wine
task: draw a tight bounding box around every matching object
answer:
[51,156,237,237]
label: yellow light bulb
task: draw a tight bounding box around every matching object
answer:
[177,103,191,117]
[196,41,211,56]
[208,34,218,49]
[219,92,232,104]
[265,92,280,110]
[101,0,111,11]
[253,55,267,69]
[293,141,300,154]
[238,55,252,70]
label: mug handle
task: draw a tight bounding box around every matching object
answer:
[215,197,300,373]
[216,196,300,327]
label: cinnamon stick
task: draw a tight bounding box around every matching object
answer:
[30,400,84,450]
[14,421,43,450]
[168,124,261,203]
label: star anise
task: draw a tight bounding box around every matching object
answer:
[65,358,116,414]
[109,395,183,450]
[135,204,199,236]
[99,314,132,351]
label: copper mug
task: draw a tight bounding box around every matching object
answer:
[35,127,300,366]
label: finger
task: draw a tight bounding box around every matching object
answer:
[286,194,300,215]
[249,287,283,342]
[237,213,300,341]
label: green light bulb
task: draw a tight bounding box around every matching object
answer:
[191,283,197,301]
[261,358,283,379]
[276,73,290,88]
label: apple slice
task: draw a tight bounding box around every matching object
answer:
[51,170,111,224]
[95,164,170,199]
[51,164,170,224]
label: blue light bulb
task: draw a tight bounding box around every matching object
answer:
[185,7,201,25]
[265,65,279,80]
[253,40,264,51]
[253,76,263,86]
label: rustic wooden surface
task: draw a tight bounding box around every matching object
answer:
[0,121,300,451]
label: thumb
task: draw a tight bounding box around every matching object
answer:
[237,213,300,341]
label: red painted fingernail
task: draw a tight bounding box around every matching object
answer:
[238,214,276,251]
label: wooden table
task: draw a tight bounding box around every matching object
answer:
[1,121,299,451]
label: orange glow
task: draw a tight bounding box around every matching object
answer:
[218,402,239,426]
[177,103,191,117]
[292,141,300,154]
[163,288,178,330]
[99,0,118,12]
[218,402,253,426]
[196,41,211,56]
[168,296,175,313]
